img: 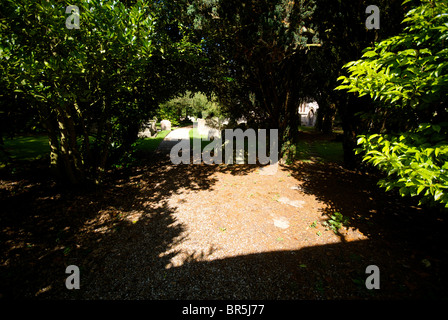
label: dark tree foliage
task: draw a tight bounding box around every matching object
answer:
[0,0,203,184]
[309,0,407,167]
[183,0,407,164]
[184,0,320,158]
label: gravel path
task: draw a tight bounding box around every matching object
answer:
[2,132,446,300]
[55,156,375,300]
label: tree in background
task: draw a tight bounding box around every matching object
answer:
[185,0,319,159]
[184,0,407,163]
[0,0,202,184]
[155,91,222,125]
[337,0,448,207]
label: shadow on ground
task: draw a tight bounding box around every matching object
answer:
[1,151,447,300]
[285,159,448,299]
[0,152,256,299]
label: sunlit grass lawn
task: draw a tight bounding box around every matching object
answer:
[187,126,344,164]
[188,125,344,164]
[135,130,171,153]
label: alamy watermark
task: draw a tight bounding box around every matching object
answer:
[169,122,278,170]
[65,4,380,30]
[366,5,380,30]
[365,265,380,289]
[65,5,80,30]
[64,264,380,291]
[65,265,80,289]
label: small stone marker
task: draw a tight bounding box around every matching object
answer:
[196,119,206,136]
[161,120,171,131]
[138,120,158,138]
[148,120,157,136]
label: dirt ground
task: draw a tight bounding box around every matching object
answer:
[1,131,447,300]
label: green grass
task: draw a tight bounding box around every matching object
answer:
[295,139,343,163]
[298,125,316,133]
[1,129,173,166]
[187,126,342,164]
[135,130,171,153]
[190,128,262,155]
[1,127,343,166]
[313,141,343,163]
[1,135,50,163]
[189,129,275,166]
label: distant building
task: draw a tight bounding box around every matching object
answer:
[298,101,319,127]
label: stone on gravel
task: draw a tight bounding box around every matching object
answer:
[273,217,290,229]
[278,197,305,208]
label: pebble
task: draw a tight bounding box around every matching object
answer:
[273,217,290,229]
[278,197,305,208]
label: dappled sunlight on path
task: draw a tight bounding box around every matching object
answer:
[1,150,447,299]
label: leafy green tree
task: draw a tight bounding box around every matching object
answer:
[156,91,221,125]
[337,0,448,207]
[0,0,202,184]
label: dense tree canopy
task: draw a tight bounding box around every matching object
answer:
[307,0,406,166]
[1,0,446,213]
[182,0,407,162]
[0,0,202,183]
[184,0,320,158]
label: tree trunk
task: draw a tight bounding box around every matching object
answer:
[44,120,61,174]
[38,107,65,180]
[74,101,92,170]
[316,93,336,134]
[54,104,85,184]
[279,87,300,161]
[0,131,10,163]
[95,120,112,185]
[94,96,112,185]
